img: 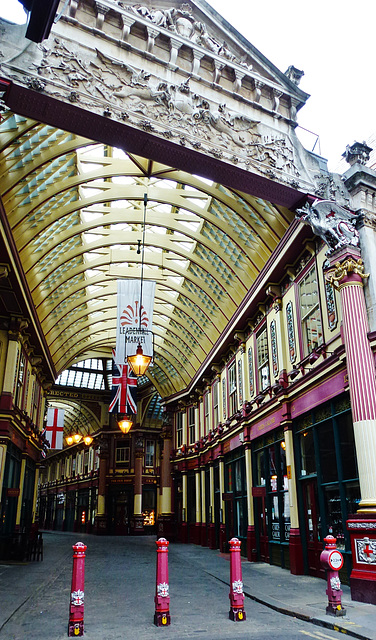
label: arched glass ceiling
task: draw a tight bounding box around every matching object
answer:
[0,111,294,397]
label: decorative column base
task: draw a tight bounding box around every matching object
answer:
[131,514,145,534]
[347,514,376,604]
[289,528,304,575]
[154,611,171,627]
[94,514,107,534]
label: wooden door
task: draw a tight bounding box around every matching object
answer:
[115,499,129,535]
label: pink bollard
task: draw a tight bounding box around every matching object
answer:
[229,537,246,621]
[68,542,87,637]
[154,538,171,626]
[320,535,346,616]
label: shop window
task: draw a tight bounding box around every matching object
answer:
[257,327,270,391]
[176,411,183,448]
[253,437,290,543]
[345,481,361,519]
[225,453,247,540]
[145,440,155,468]
[300,430,316,476]
[338,413,358,480]
[228,362,237,415]
[317,421,338,484]
[269,447,278,492]
[255,450,266,486]
[116,442,130,467]
[188,406,196,444]
[142,488,156,527]
[295,398,360,567]
[299,267,323,354]
[234,459,242,493]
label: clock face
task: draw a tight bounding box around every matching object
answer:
[328,550,343,570]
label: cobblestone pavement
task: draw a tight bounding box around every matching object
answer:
[0,532,375,640]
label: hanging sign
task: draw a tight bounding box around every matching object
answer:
[115,279,155,364]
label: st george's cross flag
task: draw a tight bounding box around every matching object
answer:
[46,407,64,449]
[109,349,137,414]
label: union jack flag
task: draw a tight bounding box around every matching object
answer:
[109,349,137,414]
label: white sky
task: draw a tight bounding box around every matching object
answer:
[1,0,374,170]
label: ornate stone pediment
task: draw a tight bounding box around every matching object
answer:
[0,0,324,192]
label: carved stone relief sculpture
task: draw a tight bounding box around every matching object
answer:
[125,3,252,69]
[19,38,300,182]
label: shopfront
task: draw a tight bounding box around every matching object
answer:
[294,394,360,581]
[252,429,290,569]
[224,450,247,553]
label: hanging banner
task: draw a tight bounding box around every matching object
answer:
[46,407,64,449]
[115,279,155,365]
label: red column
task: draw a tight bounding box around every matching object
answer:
[327,249,376,604]
[68,542,87,637]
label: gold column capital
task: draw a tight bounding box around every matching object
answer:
[326,257,369,290]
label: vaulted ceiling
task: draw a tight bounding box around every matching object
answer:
[0,110,295,397]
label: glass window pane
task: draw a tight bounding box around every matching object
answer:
[271,495,280,539]
[283,492,290,540]
[345,481,361,518]
[299,267,323,354]
[257,328,270,391]
[256,451,265,486]
[324,487,345,549]
[338,413,358,479]
[235,460,242,493]
[300,430,315,476]
[318,421,337,483]
[269,447,277,491]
